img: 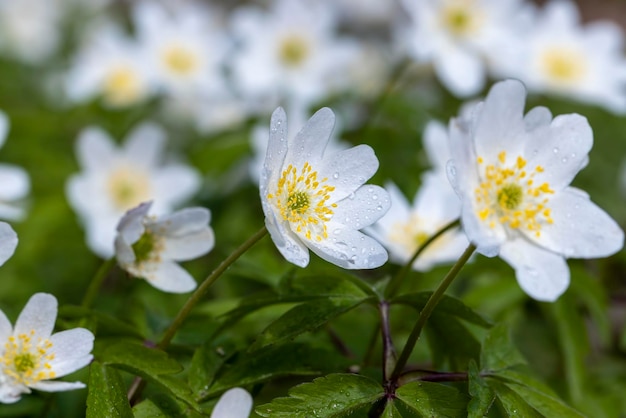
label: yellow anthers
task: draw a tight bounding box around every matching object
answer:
[2,331,55,385]
[474,151,555,235]
[269,161,336,242]
[162,45,198,75]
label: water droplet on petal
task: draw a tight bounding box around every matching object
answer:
[561,157,568,163]
[553,147,559,154]
[333,172,339,179]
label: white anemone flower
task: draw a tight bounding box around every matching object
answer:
[260,107,391,269]
[398,0,527,97]
[114,201,214,293]
[0,293,94,403]
[66,123,201,258]
[0,111,30,221]
[210,387,253,418]
[447,79,624,301]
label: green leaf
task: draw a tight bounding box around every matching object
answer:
[201,343,350,400]
[468,360,495,418]
[490,380,542,417]
[59,305,144,338]
[394,381,468,417]
[86,362,133,418]
[251,296,373,349]
[188,341,237,394]
[391,292,492,328]
[255,373,384,417]
[381,401,403,417]
[480,323,526,371]
[425,313,481,370]
[133,395,204,418]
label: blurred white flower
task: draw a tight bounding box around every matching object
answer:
[115,201,214,293]
[398,0,526,97]
[261,107,390,269]
[0,0,64,63]
[368,121,467,271]
[211,387,252,418]
[495,0,626,113]
[447,79,624,301]
[132,1,230,98]
[0,112,30,221]
[66,123,201,258]
[65,23,154,108]
[229,0,359,111]
[0,293,94,404]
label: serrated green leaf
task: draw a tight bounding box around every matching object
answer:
[490,380,542,417]
[59,305,144,338]
[480,323,526,371]
[468,360,495,418]
[86,362,133,418]
[255,373,384,417]
[394,381,468,417]
[425,313,481,370]
[201,343,350,400]
[391,292,492,328]
[251,296,372,350]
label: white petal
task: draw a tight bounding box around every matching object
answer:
[289,107,335,170]
[262,200,310,268]
[434,47,484,97]
[523,106,552,131]
[531,188,624,258]
[152,166,201,208]
[144,261,197,293]
[306,224,388,269]
[211,387,253,418]
[116,202,151,237]
[29,381,86,393]
[162,228,215,261]
[14,293,57,339]
[473,79,527,161]
[319,145,379,202]
[262,107,289,191]
[156,207,210,236]
[0,111,8,149]
[85,216,118,259]
[123,123,166,168]
[500,239,570,302]
[422,121,450,171]
[0,222,17,266]
[48,328,94,377]
[332,185,390,230]
[414,171,460,221]
[0,165,29,200]
[0,309,13,342]
[76,127,116,172]
[0,203,26,221]
[460,197,504,257]
[371,182,411,232]
[446,118,478,196]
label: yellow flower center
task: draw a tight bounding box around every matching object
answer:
[540,47,586,85]
[162,44,199,76]
[441,2,481,37]
[475,151,554,237]
[278,35,310,67]
[2,330,55,386]
[102,65,143,107]
[267,162,336,242]
[106,166,152,211]
[389,213,448,258]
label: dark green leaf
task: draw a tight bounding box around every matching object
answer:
[281,273,378,299]
[490,380,542,417]
[394,381,468,417]
[251,296,372,349]
[59,305,144,338]
[188,341,237,394]
[381,401,403,418]
[86,362,133,418]
[468,360,495,418]
[133,394,204,418]
[255,373,384,417]
[480,323,526,371]
[425,313,481,369]
[201,343,350,400]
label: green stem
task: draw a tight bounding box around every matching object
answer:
[81,257,116,309]
[390,243,476,380]
[385,219,460,299]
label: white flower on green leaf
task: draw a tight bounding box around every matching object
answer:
[260,107,390,269]
[447,79,624,301]
[210,387,252,418]
[0,293,94,404]
[115,201,215,293]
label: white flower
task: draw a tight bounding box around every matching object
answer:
[65,22,154,108]
[0,293,94,403]
[114,202,214,293]
[398,0,527,97]
[260,107,390,269]
[495,0,626,113]
[66,123,201,258]
[0,111,30,221]
[229,0,359,111]
[210,387,253,418]
[447,79,624,301]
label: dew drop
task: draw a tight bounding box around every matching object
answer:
[372,194,378,200]
[561,157,568,163]
[571,152,576,158]
[348,192,356,199]
[376,205,383,211]
[333,229,341,235]
[552,147,559,154]
[532,149,539,156]
[332,172,339,179]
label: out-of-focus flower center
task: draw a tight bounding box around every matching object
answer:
[132,230,158,264]
[390,214,446,259]
[441,3,481,37]
[162,44,199,76]
[475,151,554,236]
[106,166,152,211]
[540,47,586,85]
[278,35,310,67]
[2,330,55,386]
[267,162,336,242]
[102,65,143,106]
